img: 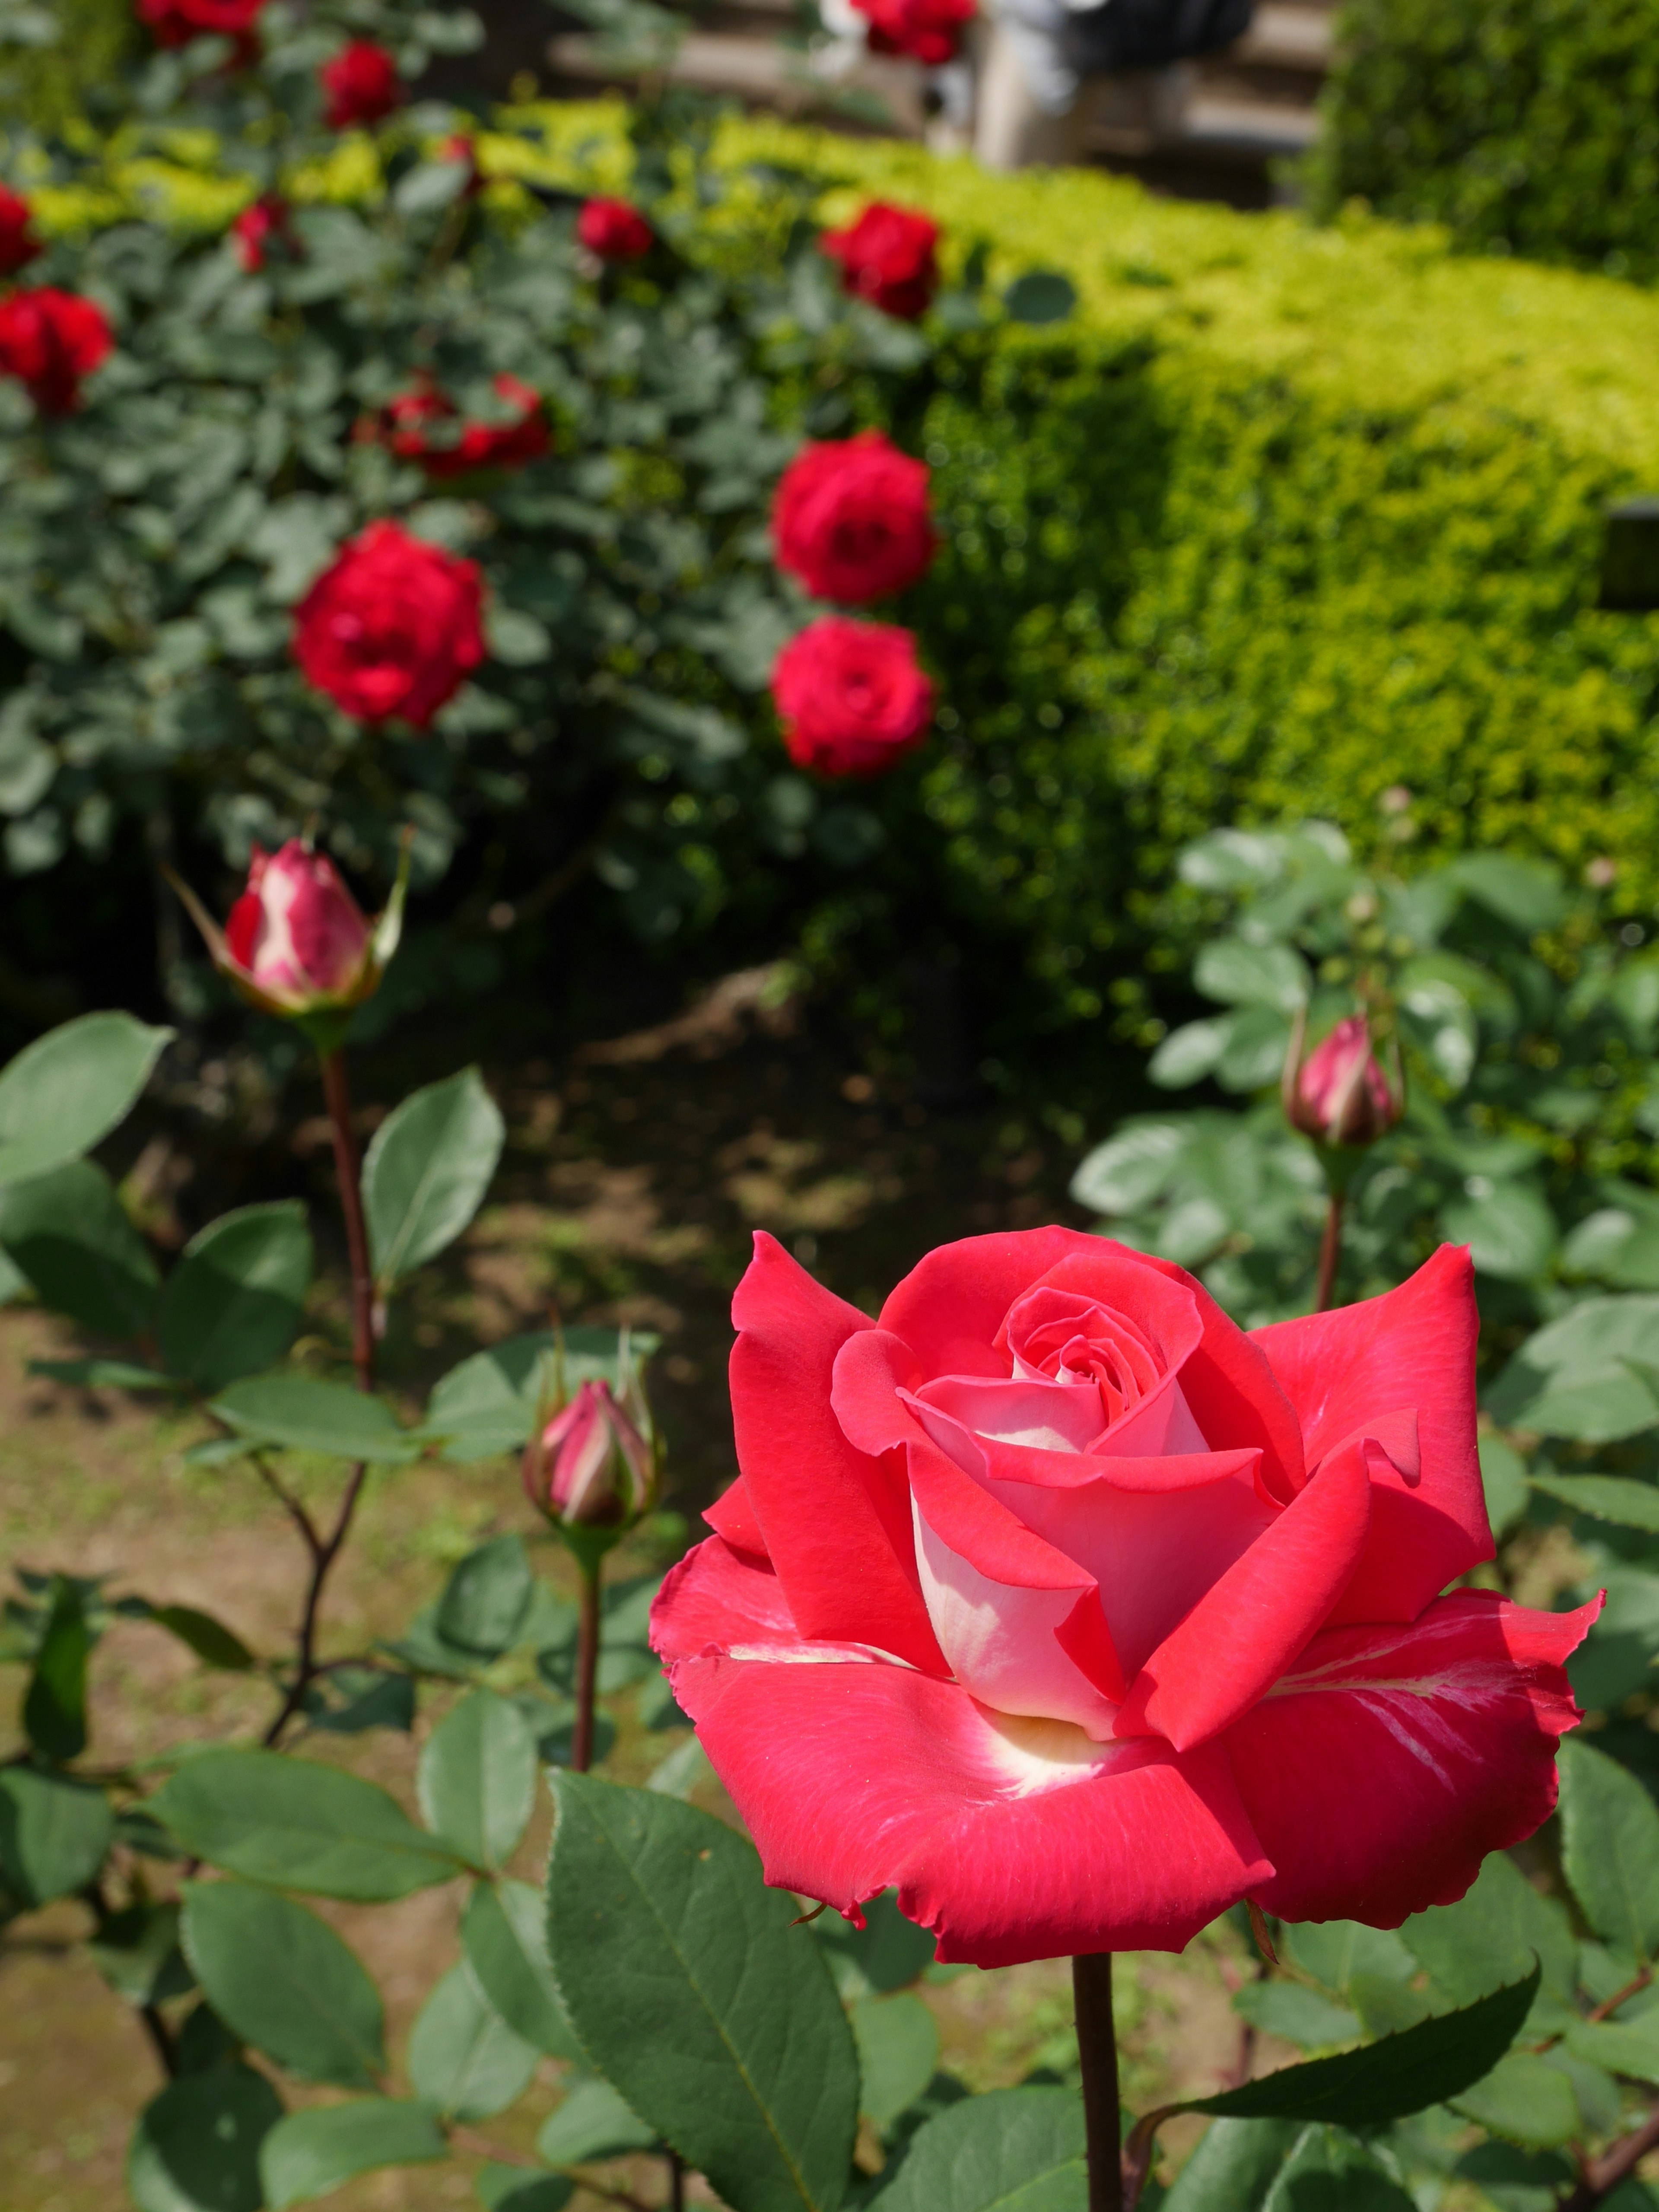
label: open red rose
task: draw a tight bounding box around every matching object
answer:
[0,187,41,277]
[384,373,549,478]
[0,289,113,415]
[773,432,935,604]
[852,0,975,65]
[576,198,654,261]
[771,617,933,777]
[137,0,262,54]
[652,1230,1598,1967]
[292,520,485,727]
[820,203,940,320]
[319,40,401,129]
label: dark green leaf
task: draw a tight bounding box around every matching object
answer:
[536,2077,656,2164]
[89,1901,192,2005]
[813,1889,937,1996]
[437,1536,534,1655]
[1402,1852,1576,2026]
[363,1067,504,1289]
[1558,1738,1659,1962]
[158,1202,313,1392]
[210,1375,419,1463]
[151,1749,466,1897]
[0,1765,113,1903]
[27,1357,176,1391]
[1161,2120,1302,2212]
[546,1773,859,2212]
[1181,1967,1538,2126]
[0,1159,160,1338]
[1003,271,1076,325]
[461,1879,582,2059]
[407,1963,539,2120]
[308,1668,416,1735]
[142,1604,257,1671]
[418,1690,537,1870]
[181,1880,385,2087]
[1529,1472,1659,1534]
[0,1012,171,1186]
[127,2064,282,2212]
[1259,2125,1415,2211]
[866,2085,1085,2211]
[852,1993,939,2128]
[1450,2142,1576,2212]
[475,2166,573,2212]
[260,2101,447,2209]
[23,1573,92,1761]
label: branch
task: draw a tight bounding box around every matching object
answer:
[1561,2098,1659,2209]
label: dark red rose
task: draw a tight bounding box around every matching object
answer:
[384,374,549,478]
[576,198,654,261]
[136,0,262,54]
[771,616,934,777]
[773,431,935,605]
[292,520,486,727]
[0,187,41,278]
[852,0,975,64]
[319,40,402,129]
[0,289,113,415]
[229,195,293,273]
[820,203,941,321]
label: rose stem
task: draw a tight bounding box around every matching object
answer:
[666,2149,686,2211]
[264,1047,375,1746]
[572,1553,603,1773]
[1073,1952,1124,2212]
[1314,1188,1345,1312]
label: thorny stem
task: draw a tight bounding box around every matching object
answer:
[1314,1189,1345,1312]
[573,1554,603,1773]
[264,1462,369,1747]
[1073,1953,1124,2212]
[1563,2097,1659,2209]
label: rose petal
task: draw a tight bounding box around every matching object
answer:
[877,1228,1100,1379]
[650,1533,803,1669]
[702,1475,767,1557]
[1226,1591,1599,1924]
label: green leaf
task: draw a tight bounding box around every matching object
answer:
[1402,1852,1576,2027]
[151,1749,467,1898]
[1232,1983,1360,2052]
[27,1357,176,1390]
[1195,938,1308,1014]
[423,1328,649,1461]
[127,2064,283,2212]
[1529,1471,1659,1533]
[0,1012,171,1186]
[1279,1921,1415,1998]
[1003,271,1076,325]
[89,1901,191,2006]
[546,1772,859,2212]
[363,1067,504,1290]
[1161,2120,1302,2212]
[181,1881,385,2088]
[1445,853,1568,934]
[461,1880,582,2059]
[1440,1183,1558,1282]
[0,1766,113,1903]
[1558,1738,1659,1961]
[0,1159,160,1338]
[158,1203,313,1392]
[1259,2125,1415,2212]
[23,1572,92,1761]
[140,1603,257,1671]
[475,2166,573,2212]
[1069,1122,1189,1218]
[537,2077,657,2164]
[1479,1434,1532,1536]
[210,1375,419,1463]
[1149,1017,1232,1089]
[437,1535,535,1655]
[260,2100,447,2209]
[418,1690,537,1870]
[1180,1967,1539,2126]
[813,1890,937,1997]
[408,1962,540,2120]
[1487,1297,1659,1443]
[1564,2015,1659,2085]
[852,1992,940,2128]
[865,2085,1085,2211]
[1451,2050,1581,2149]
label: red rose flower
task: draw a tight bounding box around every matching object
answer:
[319,40,402,130]
[136,0,262,55]
[292,520,486,727]
[438,133,484,198]
[0,289,113,415]
[651,1231,1598,1967]
[525,1379,656,1529]
[384,373,549,478]
[820,202,941,320]
[771,617,933,777]
[0,187,41,277]
[576,198,654,261]
[772,431,935,604]
[852,0,975,65]
[229,195,293,273]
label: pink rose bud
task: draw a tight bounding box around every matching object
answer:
[526,1377,655,1529]
[1283,1011,1403,1148]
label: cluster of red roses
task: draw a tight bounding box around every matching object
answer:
[0,187,112,417]
[766,201,945,780]
[138,0,405,124]
[849,0,976,66]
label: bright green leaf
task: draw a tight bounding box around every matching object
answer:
[864,2085,1085,2212]
[436,1536,534,1655]
[181,1881,385,2088]
[363,1067,504,1290]
[210,1374,419,1463]
[158,1202,313,1392]
[0,1012,171,1186]
[536,2077,657,2164]
[1161,2119,1302,2212]
[418,1691,537,1870]
[1451,2051,1580,2149]
[127,2064,282,2212]
[0,1765,113,1903]
[852,1992,939,2128]
[1558,1738,1659,1962]
[1529,1472,1659,1534]
[260,2100,446,2209]
[1232,1983,1360,2052]
[1479,1434,1531,1536]
[407,1963,539,2120]
[22,1573,92,1762]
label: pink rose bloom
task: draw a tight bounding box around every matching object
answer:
[651,1229,1596,1967]
[225,841,371,1008]
[527,1379,655,1528]
[1287,1013,1402,1147]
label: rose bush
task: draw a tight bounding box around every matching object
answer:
[653,1227,1595,1964]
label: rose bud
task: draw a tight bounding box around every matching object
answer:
[438,133,484,197]
[852,0,975,65]
[576,197,654,262]
[1282,1010,1404,1149]
[229,195,293,273]
[384,373,549,478]
[0,187,42,277]
[168,835,409,1028]
[292,519,486,727]
[820,202,940,321]
[772,616,934,777]
[319,40,402,130]
[137,0,263,58]
[0,289,113,416]
[772,431,935,605]
[524,1376,657,1531]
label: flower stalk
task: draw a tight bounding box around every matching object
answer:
[1073,1952,1124,2212]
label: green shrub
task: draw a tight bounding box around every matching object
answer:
[0,0,134,132]
[1304,0,1659,283]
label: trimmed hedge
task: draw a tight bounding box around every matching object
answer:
[1305,0,1659,283]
